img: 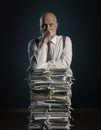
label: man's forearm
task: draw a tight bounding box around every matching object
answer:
[30,43,48,69]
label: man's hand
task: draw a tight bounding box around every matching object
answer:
[41,30,55,44]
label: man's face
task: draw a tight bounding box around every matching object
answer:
[40,14,58,37]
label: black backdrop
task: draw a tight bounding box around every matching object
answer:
[1,0,101,109]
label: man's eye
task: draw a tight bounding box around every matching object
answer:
[50,24,53,26]
[42,24,46,28]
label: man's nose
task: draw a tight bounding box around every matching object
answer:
[46,25,50,30]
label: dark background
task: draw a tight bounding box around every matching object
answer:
[1,0,101,110]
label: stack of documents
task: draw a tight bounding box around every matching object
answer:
[27,69,73,130]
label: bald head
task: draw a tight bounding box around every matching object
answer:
[40,12,57,25]
[40,12,58,36]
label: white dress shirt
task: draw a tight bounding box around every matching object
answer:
[28,35,73,72]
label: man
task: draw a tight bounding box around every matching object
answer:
[27,12,73,76]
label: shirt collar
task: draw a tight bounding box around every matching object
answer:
[39,35,57,44]
[50,35,57,44]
